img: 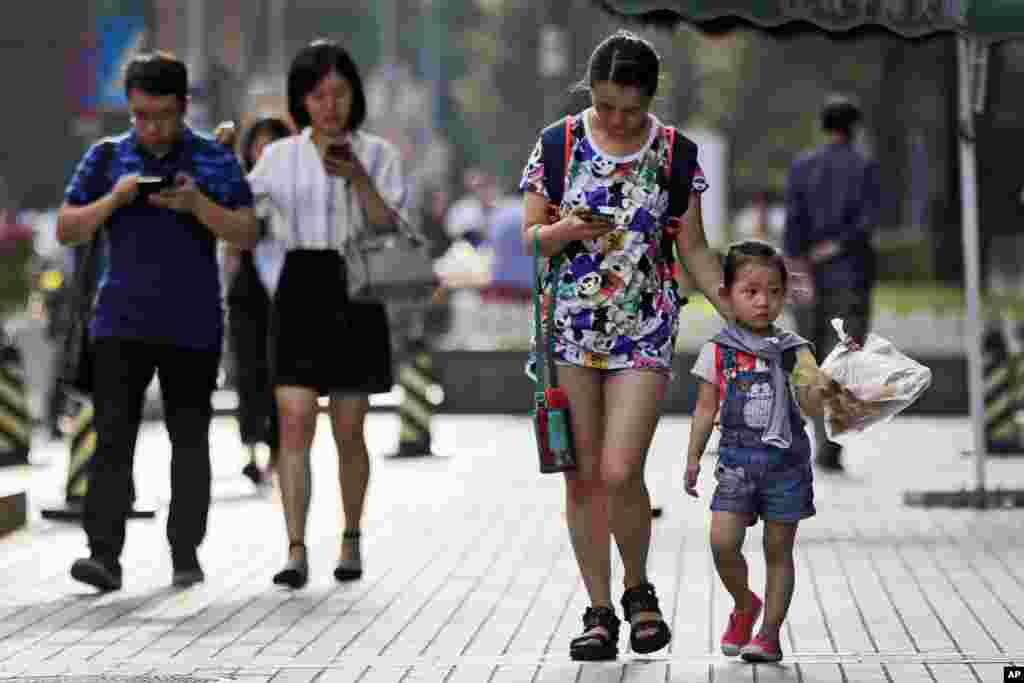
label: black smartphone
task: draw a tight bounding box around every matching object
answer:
[326,143,353,161]
[137,175,174,197]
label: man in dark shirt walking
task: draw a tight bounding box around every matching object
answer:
[57,53,259,590]
[784,96,881,472]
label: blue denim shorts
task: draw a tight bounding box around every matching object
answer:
[709,446,816,525]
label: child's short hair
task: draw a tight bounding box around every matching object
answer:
[723,240,788,289]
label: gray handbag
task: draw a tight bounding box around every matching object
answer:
[344,217,436,303]
[286,139,436,303]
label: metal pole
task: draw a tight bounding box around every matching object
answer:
[958,35,988,497]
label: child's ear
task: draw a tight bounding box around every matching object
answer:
[718,284,729,302]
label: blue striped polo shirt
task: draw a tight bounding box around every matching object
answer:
[64,127,254,350]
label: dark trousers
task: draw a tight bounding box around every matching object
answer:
[227,257,278,448]
[794,285,872,451]
[83,338,220,565]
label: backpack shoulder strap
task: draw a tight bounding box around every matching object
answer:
[540,116,572,206]
[665,126,699,219]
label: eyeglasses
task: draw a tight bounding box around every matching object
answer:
[130,108,180,129]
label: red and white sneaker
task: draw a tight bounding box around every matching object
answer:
[720,592,762,656]
[740,633,783,663]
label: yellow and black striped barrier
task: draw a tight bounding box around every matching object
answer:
[390,340,444,458]
[42,397,154,521]
[982,321,1021,454]
[0,341,31,467]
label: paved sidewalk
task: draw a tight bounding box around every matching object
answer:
[1,414,1023,682]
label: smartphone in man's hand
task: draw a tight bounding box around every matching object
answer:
[137,175,174,197]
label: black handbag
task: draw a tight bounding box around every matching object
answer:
[58,142,114,397]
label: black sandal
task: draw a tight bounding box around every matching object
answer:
[273,541,308,589]
[621,582,671,654]
[569,606,620,661]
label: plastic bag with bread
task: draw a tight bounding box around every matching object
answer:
[819,318,932,442]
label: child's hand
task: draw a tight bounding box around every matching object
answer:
[684,456,701,498]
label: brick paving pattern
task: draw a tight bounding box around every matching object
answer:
[1,414,1023,682]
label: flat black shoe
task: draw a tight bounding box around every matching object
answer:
[71,557,122,591]
[570,606,620,661]
[334,530,363,582]
[273,541,308,589]
[815,442,844,471]
[242,462,264,485]
[621,582,671,654]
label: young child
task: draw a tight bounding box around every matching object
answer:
[684,240,862,663]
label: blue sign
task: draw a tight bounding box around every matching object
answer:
[93,15,147,110]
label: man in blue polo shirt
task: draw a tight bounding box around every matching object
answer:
[784,96,882,473]
[57,52,259,590]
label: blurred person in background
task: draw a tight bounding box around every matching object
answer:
[783,95,881,472]
[520,31,729,661]
[217,117,292,487]
[444,167,501,248]
[246,40,415,589]
[57,52,258,591]
[434,194,533,348]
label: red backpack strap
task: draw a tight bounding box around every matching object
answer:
[563,116,573,183]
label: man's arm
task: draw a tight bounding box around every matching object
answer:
[57,174,138,246]
[782,161,809,259]
[191,190,260,248]
[149,172,260,249]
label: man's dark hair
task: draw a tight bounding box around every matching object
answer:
[821,95,861,135]
[581,30,661,99]
[287,39,367,131]
[123,52,189,102]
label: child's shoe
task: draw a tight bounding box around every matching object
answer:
[720,592,762,656]
[740,632,783,663]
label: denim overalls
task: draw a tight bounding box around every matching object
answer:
[711,346,816,524]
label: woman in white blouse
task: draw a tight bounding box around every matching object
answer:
[247,39,412,588]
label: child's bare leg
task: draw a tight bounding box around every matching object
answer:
[710,511,757,610]
[760,521,799,638]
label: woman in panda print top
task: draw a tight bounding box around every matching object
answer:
[519,31,729,661]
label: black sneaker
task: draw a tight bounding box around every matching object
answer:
[814,442,844,472]
[70,557,122,591]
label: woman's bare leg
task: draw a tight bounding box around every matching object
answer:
[602,370,665,633]
[557,365,611,607]
[329,394,370,562]
[275,385,318,562]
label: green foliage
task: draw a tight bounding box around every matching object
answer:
[875,238,936,283]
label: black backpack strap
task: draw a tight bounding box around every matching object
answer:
[540,117,571,206]
[666,128,699,219]
[782,348,798,375]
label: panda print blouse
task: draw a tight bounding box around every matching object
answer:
[519,109,708,372]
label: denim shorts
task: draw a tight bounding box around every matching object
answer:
[709,446,816,525]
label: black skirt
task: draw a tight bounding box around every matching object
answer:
[270,249,393,396]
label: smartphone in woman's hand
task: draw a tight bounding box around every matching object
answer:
[326,143,353,161]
